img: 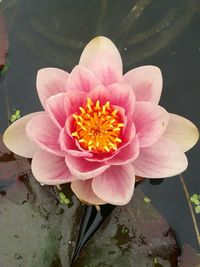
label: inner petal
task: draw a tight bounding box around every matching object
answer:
[71,98,124,153]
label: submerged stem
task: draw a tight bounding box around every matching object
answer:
[179,174,200,248]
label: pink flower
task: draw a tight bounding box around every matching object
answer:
[3,37,199,206]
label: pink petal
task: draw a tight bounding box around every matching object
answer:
[71,179,106,205]
[32,151,75,185]
[46,93,67,129]
[3,112,42,158]
[67,65,101,93]
[87,51,123,86]
[107,83,135,116]
[87,85,111,105]
[37,68,69,108]
[124,66,162,103]
[133,101,169,147]
[65,155,109,180]
[92,165,135,205]
[106,136,139,165]
[163,113,199,152]
[79,36,122,72]
[59,128,92,158]
[26,113,64,156]
[65,90,87,117]
[133,137,188,178]
[88,83,135,116]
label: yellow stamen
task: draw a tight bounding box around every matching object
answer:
[118,123,125,127]
[103,145,110,152]
[115,138,122,143]
[102,105,106,114]
[87,98,93,105]
[95,100,100,110]
[105,101,110,109]
[113,128,121,132]
[112,109,118,116]
[79,139,85,143]
[71,98,124,153]
[79,107,85,114]
[72,132,79,137]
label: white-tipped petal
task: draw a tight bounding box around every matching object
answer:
[3,113,42,158]
[164,113,199,152]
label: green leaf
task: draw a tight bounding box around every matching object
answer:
[190,194,199,201]
[72,188,179,267]
[194,205,200,214]
[9,109,21,123]
[59,191,70,205]
[144,196,151,203]
[0,136,84,267]
[190,194,200,204]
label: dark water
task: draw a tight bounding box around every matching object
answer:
[0,0,199,253]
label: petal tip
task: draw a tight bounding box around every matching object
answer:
[164,114,199,152]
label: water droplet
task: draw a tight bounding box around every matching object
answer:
[41,223,49,229]
[14,253,23,259]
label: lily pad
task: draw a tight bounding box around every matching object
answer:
[0,136,84,267]
[72,188,180,267]
[0,178,84,267]
[0,134,31,198]
[178,244,200,267]
[0,10,8,68]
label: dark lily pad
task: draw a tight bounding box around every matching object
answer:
[0,135,31,197]
[0,136,31,179]
[0,10,8,69]
[72,188,180,267]
[0,136,84,267]
[178,244,200,267]
[0,177,84,267]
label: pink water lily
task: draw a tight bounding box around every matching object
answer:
[3,36,199,206]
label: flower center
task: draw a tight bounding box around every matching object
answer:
[72,98,124,153]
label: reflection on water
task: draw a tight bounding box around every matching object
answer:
[1,0,200,68]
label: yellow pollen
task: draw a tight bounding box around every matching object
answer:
[71,98,124,153]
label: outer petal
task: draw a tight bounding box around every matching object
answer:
[92,165,135,206]
[67,65,101,93]
[133,101,169,147]
[37,68,69,108]
[87,51,123,86]
[46,93,67,129]
[133,137,188,178]
[124,66,162,103]
[71,179,106,205]
[32,151,76,185]
[3,112,42,158]
[163,113,199,152]
[26,113,64,156]
[79,36,122,71]
[65,155,109,180]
